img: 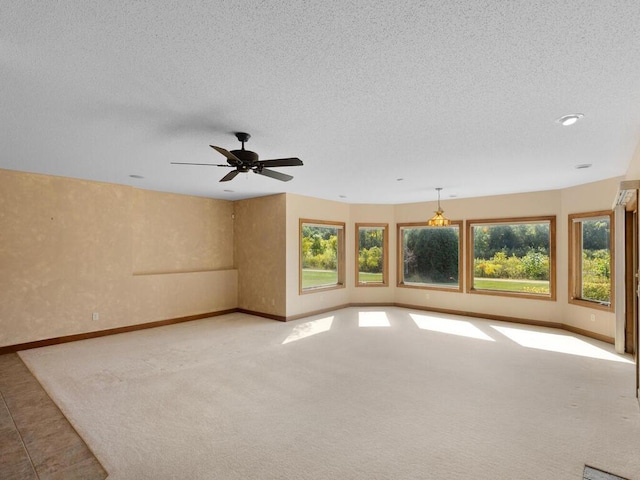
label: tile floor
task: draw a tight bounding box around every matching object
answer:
[0,353,107,480]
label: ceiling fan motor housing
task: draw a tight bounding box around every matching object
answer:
[231,149,259,164]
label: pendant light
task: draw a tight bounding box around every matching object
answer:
[427,187,451,227]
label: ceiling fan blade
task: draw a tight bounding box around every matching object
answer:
[259,157,303,168]
[256,168,293,182]
[210,145,241,165]
[220,170,241,182]
[171,162,231,167]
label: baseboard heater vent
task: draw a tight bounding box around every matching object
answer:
[584,465,629,480]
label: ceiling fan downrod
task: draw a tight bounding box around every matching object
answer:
[235,132,250,150]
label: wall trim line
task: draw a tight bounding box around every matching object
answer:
[561,323,614,345]
[284,304,351,322]
[0,303,614,354]
[0,309,236,355]
[237,308,287,322]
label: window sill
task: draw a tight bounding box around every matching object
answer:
[468,288,556,301]
[356,282,388,288]
[300,284,345,295]
[398,282,462,293]
[569,298,614,312]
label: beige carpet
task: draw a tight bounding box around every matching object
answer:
[19,307,640,479]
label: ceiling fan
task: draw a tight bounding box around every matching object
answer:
[171,132,303,182]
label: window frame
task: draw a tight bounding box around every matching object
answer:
[465,215,556,301]
[299,218,346,295]
[396,221,463,292]
[568,210,614,312]
[355,223,389,287]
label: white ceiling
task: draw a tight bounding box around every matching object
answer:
[2,1,640,204]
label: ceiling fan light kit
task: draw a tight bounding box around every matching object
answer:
[171,132,303,182]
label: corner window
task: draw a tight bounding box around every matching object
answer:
[356,223,388,287]
[568,211,613,311]
[466,216,556,300]
[398,222,462,291]
[300,219,345,293]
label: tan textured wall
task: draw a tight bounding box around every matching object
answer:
[132,189,234,274]
[0,167,625,345]
[234,194,286,317]
[0,169,237,347]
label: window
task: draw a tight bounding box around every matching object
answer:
[300,219,345,293]
[397,222,462,291]
[355,223,388,287]
[466,216,556,300]
[568,211,614,311]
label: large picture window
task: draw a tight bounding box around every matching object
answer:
[356,223,388,287]
[397,222,462,291]
[466,216,556,300]
[300,219,345,293]
[568,211,614,311]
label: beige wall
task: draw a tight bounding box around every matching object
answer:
[284,180,622,338]
[560,177,620,337]
[285,194,351,317]
[0,169,237,347]
[132,189,234,274]
[350,204,396,305]
[0,166,626,347]
[624,140,640,181]
[393,189,563,325]
[234,194,286,317]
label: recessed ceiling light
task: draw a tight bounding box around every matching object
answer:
[556,114,584,126]
[396,178,404,181]
[223,189,234,193]
[449,194,458,198]
[339,195,347,199]
[129,174,144,179]
[575,163,592,170]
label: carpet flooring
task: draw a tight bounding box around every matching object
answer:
[19,307,640,479]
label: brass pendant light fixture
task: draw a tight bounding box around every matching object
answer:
[427,187,451,227]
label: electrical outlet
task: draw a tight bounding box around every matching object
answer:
[92,312,99,321]
[590,314,595,322]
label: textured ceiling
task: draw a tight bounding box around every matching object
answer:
[2,1,640,204]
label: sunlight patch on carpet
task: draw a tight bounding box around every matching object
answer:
[358,311,390,327]
[492,326,632,363]
[282,316,334,344]
[584,465,629,479]
[410,314,495,341]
